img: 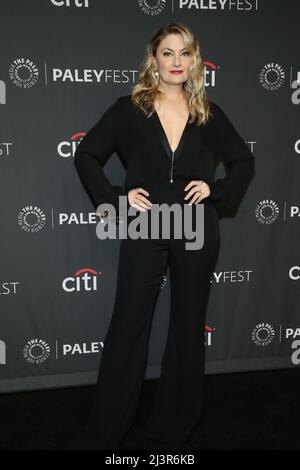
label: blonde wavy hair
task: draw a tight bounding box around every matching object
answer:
[131,21,213,126]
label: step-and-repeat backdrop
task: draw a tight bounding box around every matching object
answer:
[1,0,299,394]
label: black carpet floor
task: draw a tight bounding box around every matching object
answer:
[0,368,299,451]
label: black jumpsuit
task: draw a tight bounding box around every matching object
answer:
[72,94,255,449]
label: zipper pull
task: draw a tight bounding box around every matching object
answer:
[170,150,174,183]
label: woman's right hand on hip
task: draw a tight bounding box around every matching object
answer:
[128,188,153,212]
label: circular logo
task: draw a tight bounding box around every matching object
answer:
[251,323,275,347]
[259,63,285,91]
[9,58,39,88]
[255,199,279,224]
[23,339,50,364]
[138,0,166,16]
[17,206,46,233]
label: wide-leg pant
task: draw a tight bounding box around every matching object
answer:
[75,183,220,449]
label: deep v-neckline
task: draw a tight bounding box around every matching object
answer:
[154,110,190,153]
[148,109,192,161]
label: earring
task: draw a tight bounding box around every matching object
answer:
[154,68,159,77]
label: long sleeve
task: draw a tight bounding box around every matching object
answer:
[207,102,255,212]
[73,99,128,217]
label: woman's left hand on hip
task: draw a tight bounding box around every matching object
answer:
[184,180,211,205]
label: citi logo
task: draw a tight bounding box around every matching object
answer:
[62,268,102,292]
[50,0,89,6]
[289,266,300,281]
[0,80,6,104]
[160,272,167,290]
[205,325,215,346]
[58,132,85,158]
[0,340,6,364]
[203,60,219,87]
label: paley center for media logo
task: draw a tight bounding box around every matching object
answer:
[17,205,107,231]
[7,57,138,87]
[254,199,300,224]
[23,339,51,364]
[284,327,300,365]
[138,0,166,15]
[211,269,253,284]
[259,62,300,103]
[6,57,220,88]
[251,322,300,366]
[255,199,279,224]
[138,0,259,14]
[44,324,216,359]
[0,339,50,364]
[16,202,205,247]
[17,206,47,233]
[9,58,39,88]
[251,322,275,347]
[50,59,219,87]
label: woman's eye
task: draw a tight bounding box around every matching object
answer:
[163,51,190,56]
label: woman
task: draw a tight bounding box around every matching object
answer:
[68,22,255,450]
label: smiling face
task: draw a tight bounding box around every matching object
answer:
[153,33,192,86]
